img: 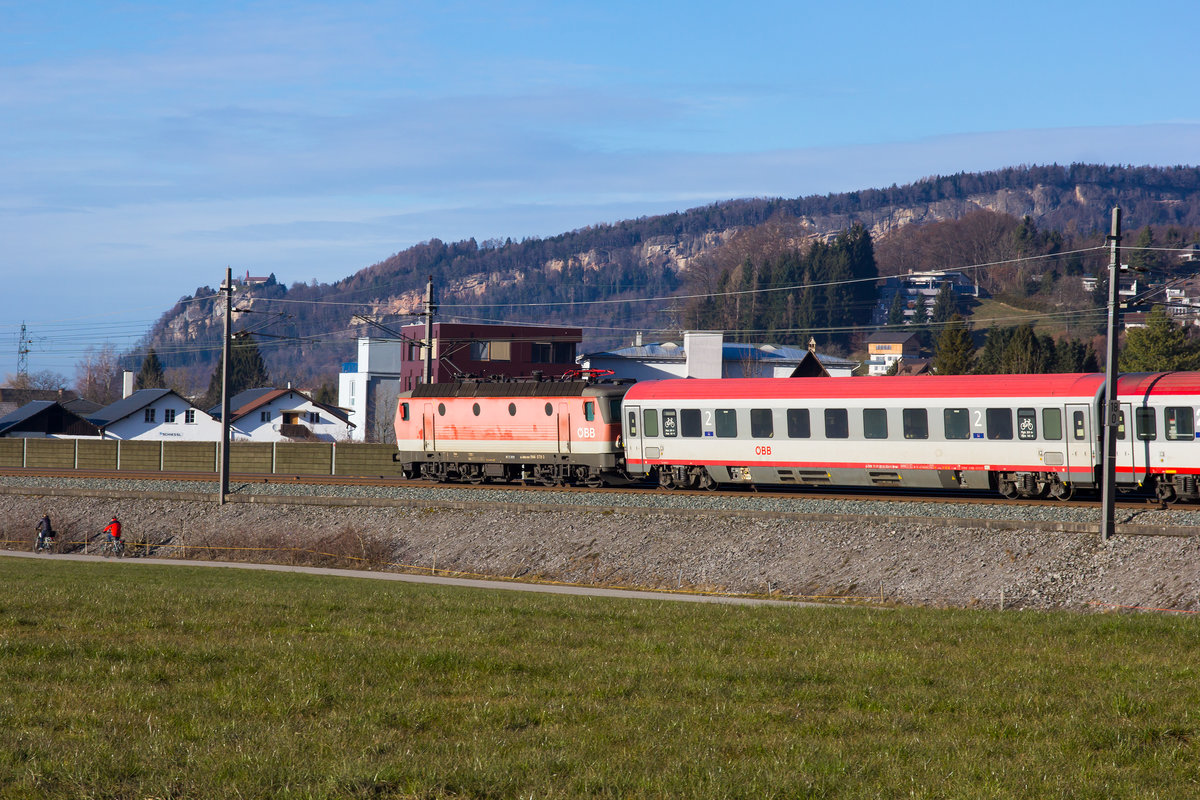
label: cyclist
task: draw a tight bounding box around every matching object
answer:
[35,512,55,552]
[102,516,122,549]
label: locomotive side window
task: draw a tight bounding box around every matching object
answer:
[643,409,659,438]
[509,403,517,416]
[680,409,702,438]
[944,408,970,440]
[1165,407,1194,441]
[662,410,678,437]
[1042,408,1062,440]
[863,408,888,440]
[607,398,621,423]
[1136,408,1156,441]
[400,402,409,422]
[715,409,738,438]
[584,401,594,422]
[544,403,553,416]
[750,409,774,438]
[824,408,848,439]
[1072,411,1087,440]
[438,403,446,416]
[786,408,810,438]
[626,411,638,438]
[472,403,481,416]
[1017,408,1037,440]
[986,408,1013,440]
[902,408,928,439]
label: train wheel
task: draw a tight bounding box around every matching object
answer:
[657,469,676,490]
[1049,481,1074,501]
[1155,480,1178,505]
[998,480,1019,499]
[696,471,718,491]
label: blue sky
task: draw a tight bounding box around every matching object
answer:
[2,0,1199,379]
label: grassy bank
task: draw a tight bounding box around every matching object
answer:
[1,558,1196,799]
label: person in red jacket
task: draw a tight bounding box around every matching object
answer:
[103,516,121,543]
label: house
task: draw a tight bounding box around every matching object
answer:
[89,389,223,440]
[872,270,980,325]
[0,401,102,438]
[212,388,353,442]
[338,324,583,441]
[0,388,82,420]
[863,332,923,376]
[577,332,859,380]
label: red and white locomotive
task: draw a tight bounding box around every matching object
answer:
[396,370,1200,502]
[394,374,630,486]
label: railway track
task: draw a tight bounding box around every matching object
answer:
[0,465,1178,513]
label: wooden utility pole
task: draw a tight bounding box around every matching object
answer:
[1100,207,1122,541]
[218,267,233,505]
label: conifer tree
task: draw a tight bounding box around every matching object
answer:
[933,314,975,375]
[203,333,272,409]
[1120,307,1200,372]
[931,281,957,323]
[135,347,166,389]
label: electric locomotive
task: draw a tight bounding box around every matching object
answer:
[394,372,632,486]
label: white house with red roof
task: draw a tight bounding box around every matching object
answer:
[210,388,354,442]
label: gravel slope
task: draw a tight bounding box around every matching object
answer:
[2,478,1198,612]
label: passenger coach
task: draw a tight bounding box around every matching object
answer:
[622,374,1111,498]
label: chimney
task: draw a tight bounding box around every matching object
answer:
[122,371,134,398]
[808,336,817,353]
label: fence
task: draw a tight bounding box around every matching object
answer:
[0,439,404,478]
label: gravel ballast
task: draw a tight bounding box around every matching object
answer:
[2,477,1198,612]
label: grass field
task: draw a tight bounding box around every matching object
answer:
[1,558,1197,799]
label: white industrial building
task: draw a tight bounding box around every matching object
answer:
[338,338,405,442]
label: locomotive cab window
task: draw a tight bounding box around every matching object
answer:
[824,408,849,439]
[944,408,970,440]
[986,408,1013,440]
[584,401,594,422]
[715,409,738,438]
[1017,408,1037,440]
[626,411,638,438]
[1136,407,1156,441]
[1165,407,1194,441]
[902,408,928,439]
[786,408,810,438]
[642,409,659,438]
[750,409,774,438]
[863,408,888,440]
[662,410,678,437]
[680,409,702,438]
[1042,408,1062,440]
[400,402,409,422]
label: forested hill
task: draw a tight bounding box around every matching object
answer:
[147,164,1200,390]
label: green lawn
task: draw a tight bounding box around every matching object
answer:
[1,559,1197,799]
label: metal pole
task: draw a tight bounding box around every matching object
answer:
[218,267,232,505]
[1100,207,1122,541]
[423,275,436,385]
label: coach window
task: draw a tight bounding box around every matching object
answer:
[786,408,810,438]
[715,409,738,438]
[1017,408,1037,440]
[1136,407,1157,441]
[584,401,594,422]
[944,408,970,440]
[643,408,659,438]
[1042,408,1062,440]
[400,402,409,422]
[863,408,888,439]
[662,410,678,437]
[751,408,774,438]
[824,408,849,439]
[626,410,638,438]
[986,408,1013,440]
[902,408,928,439]
[1165,407,1194,441]
[680,409,702,438]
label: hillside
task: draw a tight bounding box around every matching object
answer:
[144,164,1200,390]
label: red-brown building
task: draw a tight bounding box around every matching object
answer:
[395,322,583,389]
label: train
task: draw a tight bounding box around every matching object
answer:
[394,370,1200,503]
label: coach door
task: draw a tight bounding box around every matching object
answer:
[1065,404,1095,485]
[422,403,435,452]
[1114,402,1147,484]
[624,404,643,467]
[558,402,571,454]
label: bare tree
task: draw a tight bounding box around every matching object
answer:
[3,369,70,390]
[75,344,123,405]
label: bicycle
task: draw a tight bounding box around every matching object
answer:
[97,533,125,558]
[33,529,56,554]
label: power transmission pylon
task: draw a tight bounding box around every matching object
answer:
[17,322,31,381]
